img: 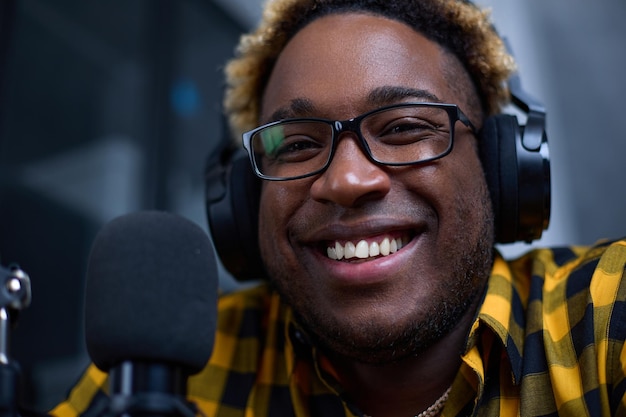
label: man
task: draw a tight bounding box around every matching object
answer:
[52,0,626,416]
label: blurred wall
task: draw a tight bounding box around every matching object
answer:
[477,0,626,256]
[0,0,244,409]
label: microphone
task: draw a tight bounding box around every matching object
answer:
[0,264,31,417]
[84,211,218,417]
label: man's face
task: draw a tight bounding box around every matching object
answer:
[257,13,494,363]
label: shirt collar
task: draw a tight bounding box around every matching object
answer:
[468,252,528,384]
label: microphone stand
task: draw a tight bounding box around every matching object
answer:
[83,362,200,417]
[0,265,31,417]
[109,362,198,417]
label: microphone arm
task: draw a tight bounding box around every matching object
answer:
[0,264,32,417]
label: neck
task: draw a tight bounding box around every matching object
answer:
[327,304,475,417]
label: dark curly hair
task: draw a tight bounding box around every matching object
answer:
[224,0,515,141]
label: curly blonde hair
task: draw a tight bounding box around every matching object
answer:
[224,0,515,142]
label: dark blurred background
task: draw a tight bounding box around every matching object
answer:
[0,0,624,411]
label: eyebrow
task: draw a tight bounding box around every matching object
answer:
[265,86,442,123]
[266,98,316,123]
[368,86,442,106]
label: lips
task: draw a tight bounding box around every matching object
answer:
[326,235,410,261]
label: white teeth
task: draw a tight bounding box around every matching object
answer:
[369,241,380,257]
[344,241,356,259]
[380,238,390,256]
[335,241,344,260]
[327,236,406,261]
[390,238,398,253]
[355,240,368,258]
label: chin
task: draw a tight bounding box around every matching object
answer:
[298,288,479,365]
[274,228,494,366]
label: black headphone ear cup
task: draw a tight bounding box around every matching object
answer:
[479,114,521,244]
[205,148,265,281]
[480,112,551,244]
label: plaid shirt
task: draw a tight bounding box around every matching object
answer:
[51,239,626,417]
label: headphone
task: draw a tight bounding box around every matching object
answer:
[479,70,551,245]
[205,56,551,283]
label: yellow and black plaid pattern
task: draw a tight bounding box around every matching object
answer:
[51,239,626,416]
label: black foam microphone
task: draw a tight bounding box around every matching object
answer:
[84,211,217,417]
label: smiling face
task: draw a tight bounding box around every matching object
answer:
[257,13,495,364]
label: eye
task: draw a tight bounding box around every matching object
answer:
[256,121,330,163]
[378,117,440,145]
[387,117,435,133]
[272,136,324,162]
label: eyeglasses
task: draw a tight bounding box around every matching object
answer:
[242,102,476,181]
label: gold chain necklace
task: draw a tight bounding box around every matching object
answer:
[363,386,451,417]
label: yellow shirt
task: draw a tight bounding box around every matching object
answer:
[51,239,626,416]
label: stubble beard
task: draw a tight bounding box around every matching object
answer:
[266,190,495,365]
[301,228,492,365]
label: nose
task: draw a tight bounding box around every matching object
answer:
[310,135,391,207]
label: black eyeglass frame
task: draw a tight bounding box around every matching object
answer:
[242,102,477,181]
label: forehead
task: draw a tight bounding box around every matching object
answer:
[260,13,462,122]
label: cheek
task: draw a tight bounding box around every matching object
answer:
[257,182,307,261]
[431,140,493,231]
[258,186,283,258]
[447,138,487,193]
[460,144,490,201]
[257,181,324,303]
[449,145,494,231]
